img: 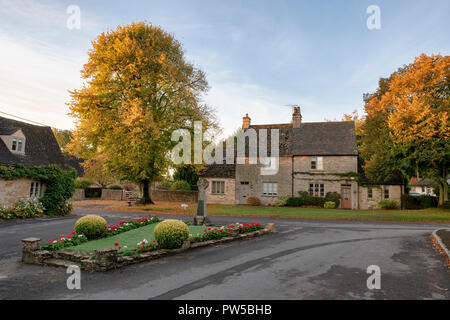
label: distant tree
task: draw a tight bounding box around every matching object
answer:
[68,22,217,204]
[173,165,199,189]
[52,129,72,154]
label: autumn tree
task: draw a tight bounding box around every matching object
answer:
[52,128,72,154]
[82,155,119,188]
[68,22,216,204]
[360,54,450,205]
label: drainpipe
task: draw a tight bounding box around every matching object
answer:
[291,156,294,197]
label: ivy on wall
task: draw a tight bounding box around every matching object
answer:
[0,165,77,215]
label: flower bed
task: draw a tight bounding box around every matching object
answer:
[41,215,162,251]
[22,222,276,272]
[190,222,263,243]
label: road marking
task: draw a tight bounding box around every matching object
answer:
[0,275,7,280]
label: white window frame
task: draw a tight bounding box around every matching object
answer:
[30,181,44,198]
[211,181,225,194]
[311,156,323,170]
[11,137,25,153]
[262,183,278,196]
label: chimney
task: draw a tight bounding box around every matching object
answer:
[292,106,302,128]
[242,113,251,130]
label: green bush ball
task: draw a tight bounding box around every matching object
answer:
[154,219,190,249]
[74,215,107,239]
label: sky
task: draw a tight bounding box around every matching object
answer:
[0,0,449,138]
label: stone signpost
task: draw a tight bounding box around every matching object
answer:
[194,178,210,225]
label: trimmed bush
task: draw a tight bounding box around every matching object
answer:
[286,197,302,207]
[154,219,190,249]
[298,191,326,207]
[272,195,290,207]
[107,185,122,190]
[170,180,191,191]
[74,179,93,190]
[378,200,398,210]
[247,197,260,206]
[325,192,340,208]
[75,215,107,239]
[324,201,336,209]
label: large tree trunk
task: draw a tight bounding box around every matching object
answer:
[438,182,448,206]
[140,180,154,205]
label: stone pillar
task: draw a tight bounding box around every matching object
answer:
[95,248,118,271]
[22,238,41,263]
[265,223,276,233]
[194,178,210,225]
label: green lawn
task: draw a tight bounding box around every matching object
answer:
[69,223,205,253]
[130,204,450,222]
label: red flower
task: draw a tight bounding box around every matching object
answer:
[71,231,75,235]
[153,240,156,243]
[114,242,119,246]
[118,246,122,249]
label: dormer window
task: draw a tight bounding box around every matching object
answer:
[11,137,25,153]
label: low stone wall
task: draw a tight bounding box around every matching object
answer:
[73,188,85,200]
[151,190,198,203]
[21,224,275,272]
[101,189,123,200]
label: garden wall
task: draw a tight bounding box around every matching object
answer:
[73,188,85,200]
[151,190,198,203]
[101,189,123,200]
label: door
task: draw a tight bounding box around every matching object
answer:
[239,182,250,205]
[341,185,352,209]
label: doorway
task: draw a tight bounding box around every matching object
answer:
[340,185,352,209]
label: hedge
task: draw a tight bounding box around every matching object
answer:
[401,194,438,209]
[0,165,77,216]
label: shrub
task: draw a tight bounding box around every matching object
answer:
[325,192,340,208]
[160,181,172,189]
[298,191,326,207]
[170,180,191,191]
[75,215,107,239]
[74,179,93,190]
[378,200,398,210]
[247,197,260,206]
[324,201,336,209]
[107,185,122,190]
[154,219,190,249]
[402,194,439,209]
[0,198,45,219]
[286,197,302,207]
[438,201,450,210]
[272,195,290,207]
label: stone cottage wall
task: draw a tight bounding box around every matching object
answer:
[358,185,403,210]
[204,178,235,205]
[0,178,34,207]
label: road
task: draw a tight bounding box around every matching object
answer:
[0,204,449,300]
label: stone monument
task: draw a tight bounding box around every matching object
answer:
[194,178,210,225]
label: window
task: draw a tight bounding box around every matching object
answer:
[367,188,373,199]
[310,183,324,197]
[263,183,278,196]
[211,181,225,194]
[30,182,44,198]
[311,157,323,170]
[384,187,389,199]
[421,186,425,193]
[11,137,24,152]
[343,188,351,200]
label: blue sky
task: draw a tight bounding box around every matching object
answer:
[0,0,449,137]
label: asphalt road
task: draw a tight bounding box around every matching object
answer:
[0,205,449,300]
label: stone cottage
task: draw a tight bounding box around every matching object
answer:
[0,116,68,207]
[200,107,404,209]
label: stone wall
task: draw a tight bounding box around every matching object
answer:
[151,190,198,203]
[0,178,37,207]
[204,178,235,205]
[235,156,293,205]
[358,185,403,210]
[101,189,123,201]
[73,188,85,200]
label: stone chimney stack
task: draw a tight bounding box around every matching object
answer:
[242,113,251,130]
[292,106,302,128]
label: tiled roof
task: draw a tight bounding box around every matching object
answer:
[0,116,68,169]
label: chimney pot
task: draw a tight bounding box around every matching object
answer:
[292,106,302,128]
[243,114,251,129]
